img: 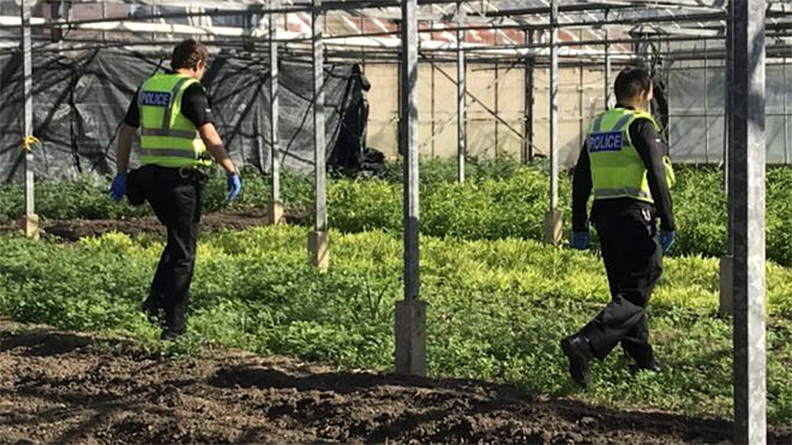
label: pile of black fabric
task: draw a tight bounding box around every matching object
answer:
[328,64,386,178]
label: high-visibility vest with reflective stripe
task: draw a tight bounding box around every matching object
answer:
[586,108,674,204]
[138,73,211,168]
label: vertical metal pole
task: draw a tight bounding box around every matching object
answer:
[270,10,279,203]
[544,0,561,245]
[728,1,767,443]
[524,30,534,164]
[313,0,325,232]
[578,65,584,148]
[784,58,789,164]
[21,0,37,240]
[402,0,419,304]
[267,5,283,225]
[401,0,419,300]
[456,1,466,182]
[704,40,710,162]
[549,1,559,210]
[604,32,611,109]
[431,60,436,157]
[309,0,328,270]
[494,60,500,157]
[725,14,734,252]
[395,0,426,377]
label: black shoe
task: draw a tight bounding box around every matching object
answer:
[629,360,668,375]
[561,334,593,389]
[160,329,184,342]
[141,297,163,324]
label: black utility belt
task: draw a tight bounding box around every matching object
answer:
[145,164,209,182]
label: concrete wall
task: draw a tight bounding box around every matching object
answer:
[364,61,611,168]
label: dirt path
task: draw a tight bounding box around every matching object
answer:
[1,322,788,444]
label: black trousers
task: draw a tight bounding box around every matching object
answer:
[580,202,663,366]
[139,165,203,332]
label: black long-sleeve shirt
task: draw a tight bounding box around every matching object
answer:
[572,106,675,232]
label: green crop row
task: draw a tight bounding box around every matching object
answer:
[0,226,789,423]
[0,159,790,265]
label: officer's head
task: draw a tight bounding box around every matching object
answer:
[171,39,208,80]
[614,67,653,111]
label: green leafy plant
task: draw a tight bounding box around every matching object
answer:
[0,227,789,424]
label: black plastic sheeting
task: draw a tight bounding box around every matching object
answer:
[0,48,359,182]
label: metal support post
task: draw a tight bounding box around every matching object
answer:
[704,40,710,162]
[544,0,562,245]
[21,0,38,240]
[494,61,500,157]
[268,6,284,226]
[309,0,328,271]
[720,4,735,316]
[456,1,466,183]
[728,1,767,443]
[523,30,534,164]
[784,58,789,164]
[395,0,426,377]
[604,29,611,109]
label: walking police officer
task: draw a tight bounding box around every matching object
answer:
[561,67,676,388]
[109,39,242,341]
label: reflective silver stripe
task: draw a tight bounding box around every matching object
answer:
[592,115,604,133]
[613,113,635,131]
[594,187,652,200]
[140,148,198,159]
[161,77,194,129]
[142,128,198,139]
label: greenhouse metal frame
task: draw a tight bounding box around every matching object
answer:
[1,1,787,442]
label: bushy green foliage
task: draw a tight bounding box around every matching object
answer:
[1,160,790,265]
[0,227,789,424]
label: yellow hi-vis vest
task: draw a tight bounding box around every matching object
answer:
[586,108,675,204]
[138,73,211,168]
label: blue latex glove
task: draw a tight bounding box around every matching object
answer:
[571,231,590,250]
[660,230,676,254]
[108,173,127,203]
[227,173,242,201]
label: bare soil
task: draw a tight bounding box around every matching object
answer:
[0,209,305,241]
[2,322,789,444]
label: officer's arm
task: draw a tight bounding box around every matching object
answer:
[115,123,136,174]
[200,123,237,175]
[572,144,592,232]
[116,94,140,174]
[630,120,675,231]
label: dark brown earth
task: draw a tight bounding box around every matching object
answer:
[0,209,306,241]
[2,322,790,444]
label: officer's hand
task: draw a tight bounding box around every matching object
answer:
[108,173,127,203]
[571,231,590,250]
[660,230,676,254]
[227,173,242,201]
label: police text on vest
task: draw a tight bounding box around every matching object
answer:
[587,131,624,153]
[139,92,172,107]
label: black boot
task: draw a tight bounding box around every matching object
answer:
[561,334,593,389]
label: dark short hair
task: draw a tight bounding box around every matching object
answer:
[171,39,208,70]
[614,67,652,103]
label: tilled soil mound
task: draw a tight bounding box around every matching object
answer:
[2,323,789,444]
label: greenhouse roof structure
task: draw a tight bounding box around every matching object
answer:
[0,1,790,61]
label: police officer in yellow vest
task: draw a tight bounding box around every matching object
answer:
[561,67,676,388]
[109,39,241,341]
